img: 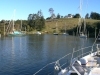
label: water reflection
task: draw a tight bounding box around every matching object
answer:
[11,37,15,57]
[0,35,96,75]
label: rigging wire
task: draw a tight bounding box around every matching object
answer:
[33,43,98,75]
[33,0,100,74]
[33,53,71,75]
[91,29,100,53]
[33,61,55,75]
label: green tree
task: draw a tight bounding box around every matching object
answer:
[28,14,33,20]
[73,14,80,18]
[61,16,63,18]
[85,13,89,19]
[49,8,55,19]
[90,12,100,20]
[56,13,60,19]
[46,17,51,20]
[27,10,45,31]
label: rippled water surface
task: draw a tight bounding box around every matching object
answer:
[0,34,96,75]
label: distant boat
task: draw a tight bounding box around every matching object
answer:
[79,19,87,38]
[8,20,25,36]
[53,33,58,35]
[62,22,69,35]
[53,22,58,35]
[7,10,25,36]
[77,5,87,38]
[36,31,41,35]
[63,32,69,36]
[8,31,25,36]
[79,32,87,38]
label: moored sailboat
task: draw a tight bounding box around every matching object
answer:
[77,0,87,38]
[79,19,87,38]
[8,20,25,36]
[7,10,25,36]
[62,22,69,35]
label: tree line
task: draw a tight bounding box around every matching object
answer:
[46,8,100,20]
[49,12,100,20]
[0,8,100,35]
[27,10,45,31]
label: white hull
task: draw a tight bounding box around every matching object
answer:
[80,35,87,38]
[63,33,69,35]
[53,33,58,35]
[36,32,41,35]
[80,33,87,38]
[58,44,100,75]
[33,44,100,75]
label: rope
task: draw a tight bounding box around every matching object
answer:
[33,61,55,75]
[33,34,100,75]
[33,44,99,75]
[57,53,71,61]
[91,29,100,53]
[75,51,91,59]
[33,53,71,75]
[74,45,93,53]
[61,62,68,68]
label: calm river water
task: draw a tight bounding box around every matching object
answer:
[0,34,97,75]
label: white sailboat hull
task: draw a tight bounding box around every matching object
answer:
[80,35,87,38]
[58,51,100,75]
[36,32,41,35]
[80,33,87,38]
[53,33,58,35]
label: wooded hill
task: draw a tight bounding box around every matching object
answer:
[0,18,100,37]
[44,18,100,37]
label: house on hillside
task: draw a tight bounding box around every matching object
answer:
[64,14,73,18]
[67,14,73,18]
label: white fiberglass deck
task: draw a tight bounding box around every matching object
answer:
[89,68,100,75]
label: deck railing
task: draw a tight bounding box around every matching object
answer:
[33,44,100,75]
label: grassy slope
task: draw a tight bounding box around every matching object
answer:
[0,18,100,35]
[43,18,100,33]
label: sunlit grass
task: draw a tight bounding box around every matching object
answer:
[43,18,100,33]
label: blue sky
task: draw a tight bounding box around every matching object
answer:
[0,0,100,20]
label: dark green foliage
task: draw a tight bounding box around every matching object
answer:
[46,17,51,20]
[67,21,100,37]
[90,12,100,20]
[73,14,80,18]
[27,10,45,31]
[0,20,5,23]
[56,13,60,19]
[61,16,63,18]
[85,13,89,19]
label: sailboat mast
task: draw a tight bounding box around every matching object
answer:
[84,19,86,34]
[4,23,5,36]
[12,17,14,32]
[80,0,82,28]
[13,9,16,32]
[21,19,22,31]
[78,0,82,35]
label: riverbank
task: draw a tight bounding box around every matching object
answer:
[0,18,100,37]
[44,18,100,37]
